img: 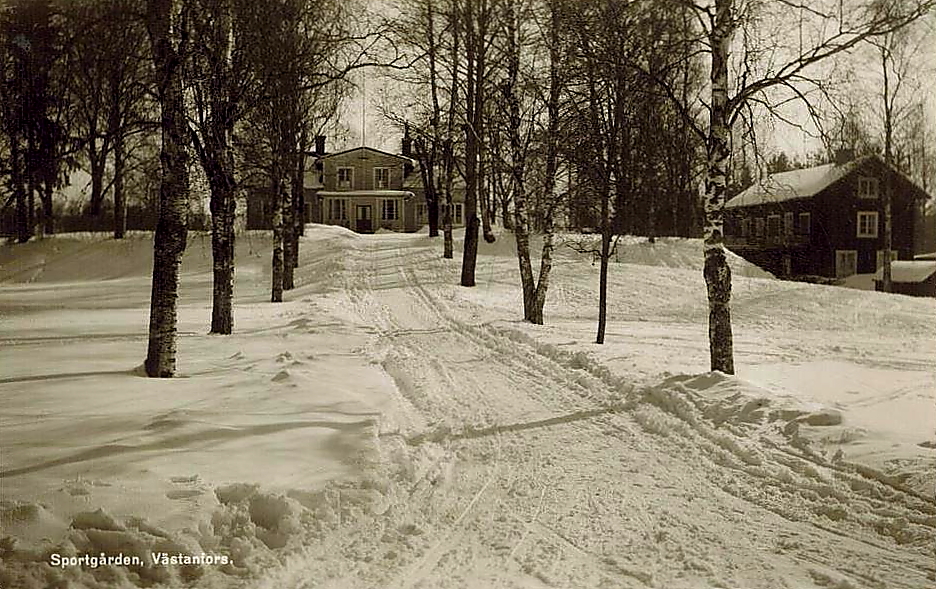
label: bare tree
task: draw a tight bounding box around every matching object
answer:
[188,0,241,333]
[867,20,931,291]
[647,0,936,373]
[498,0,565,324]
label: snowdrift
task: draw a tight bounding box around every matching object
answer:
[1,225,933,588]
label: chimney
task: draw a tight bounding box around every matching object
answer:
[402,123,412,158]
[834,148,854,166]
[314,135,326,155]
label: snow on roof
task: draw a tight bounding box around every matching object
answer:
[914,252,936,260]
[873,261,936,283]
[726,156,871,209]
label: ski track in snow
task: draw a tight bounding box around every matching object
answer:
[2,228,934,589]
[267,237,936,589]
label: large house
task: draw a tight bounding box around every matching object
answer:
[246,133,465,233]
[724,152,930,279]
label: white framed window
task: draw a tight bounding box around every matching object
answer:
[327,198,347,221]
[374,167,390,189]
[755,217,765,237]
[797,212,811,235]
[783,212,794,236]
[381,199,400,221]
[767,215,781,237]
[858,176,879,199]
[337,167,353,190]
[835,250,858,278]
[856,211,879,238]
[875,249,897,269]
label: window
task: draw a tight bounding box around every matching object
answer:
[755,217,765,237]
[875,249,897,269]
[783,212,794,236]
[856,211,879,238]
[858,176,879,199]
[835,250,858,278]
[381,199,400,221]
[374,167,390,189]
[337,167,353,190]
[740,217,750,238]
[327,198,347,221]
[797,212,811,235]
[767,215,781,238]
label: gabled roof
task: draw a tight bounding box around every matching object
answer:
[873,261,936,283]
[726,156,877,209]
[318,146,415,166]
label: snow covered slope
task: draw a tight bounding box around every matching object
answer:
[1,226,933,589]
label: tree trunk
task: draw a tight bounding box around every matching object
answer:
[11,138,29,243]
[596,188,611,344]
[882,181,892,291]
[27,176,35,240]
[416,138,439,237]
[880,45,893,293]
[41,177,54,236]
[88,152,107,217]
[480,145,495,243]
[113,133,127,239]
[209,176,236,334]
[702,0,734,374]
[442,140,455,259]
[144,0,190,378]
[293,148,306,254]
[282,175,296,291]
[271,176,285,303]
[461,121,480,285]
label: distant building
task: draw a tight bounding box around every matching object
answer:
[724,152,931,279]
[245,133,464,233]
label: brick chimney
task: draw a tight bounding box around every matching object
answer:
[402,124,412,158]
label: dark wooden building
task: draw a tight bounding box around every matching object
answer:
[724,153,930,279]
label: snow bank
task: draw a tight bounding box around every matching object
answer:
[2,224,934,588]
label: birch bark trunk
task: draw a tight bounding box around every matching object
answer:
[702,0,735,374]
[144,0,191,377]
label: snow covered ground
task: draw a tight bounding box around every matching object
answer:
[1,225,933,589]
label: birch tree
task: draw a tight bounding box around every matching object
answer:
[651,0,935,373]
[499,0,565,324]
[144,0,191,377]
[188,0,240,333]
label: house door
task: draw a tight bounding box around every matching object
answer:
[835,250,857,278]
[356,205,373,233]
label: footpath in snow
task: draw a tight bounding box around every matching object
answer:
[1,225,934,589]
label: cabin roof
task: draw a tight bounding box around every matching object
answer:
[726,156,876,209]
